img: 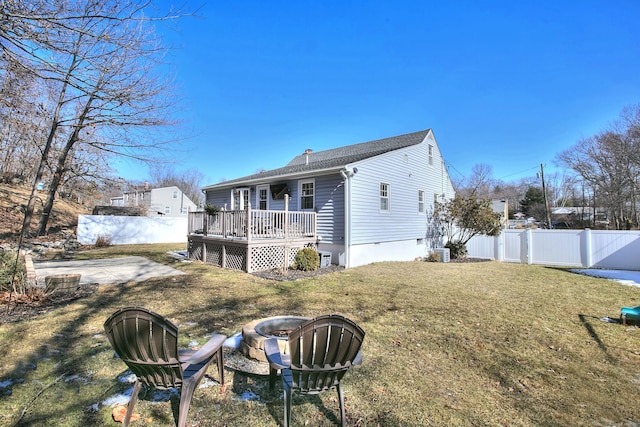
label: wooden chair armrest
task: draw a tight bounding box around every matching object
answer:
[264,338,289,370]
[180,333,226,365]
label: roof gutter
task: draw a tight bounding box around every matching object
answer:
[202,166,345,191]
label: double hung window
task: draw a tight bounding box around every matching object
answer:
[380,183,390,212]
[257,185,269,210]
[300,180,315,210]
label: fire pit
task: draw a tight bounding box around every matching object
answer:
[239,316,309,362]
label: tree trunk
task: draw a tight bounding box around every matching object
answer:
[36,140,73,235]
[20,50,78,237]
[20,121,59,237]
[36,93,93,235]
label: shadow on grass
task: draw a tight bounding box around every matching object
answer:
[101,376,179,426]
[0,274,232,426]
[257,379,343,427]
[1,282,132,426]
[578,314,616,363]
[227,369,286,426]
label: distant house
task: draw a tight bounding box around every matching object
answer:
[492,199,509,229]
[110,185,197,218]
[189,129,455,271]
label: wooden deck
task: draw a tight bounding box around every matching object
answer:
[187,208,317,272]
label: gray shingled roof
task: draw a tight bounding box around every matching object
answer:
[204,129,431,188]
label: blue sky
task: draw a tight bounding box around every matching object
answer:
[117,0,640,187]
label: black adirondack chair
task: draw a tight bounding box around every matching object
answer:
[104,306,226,427]
[264,314,365,427]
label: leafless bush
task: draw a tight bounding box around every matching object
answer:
[94,235,112,247]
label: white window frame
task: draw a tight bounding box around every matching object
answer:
[418,189,425,213]
[231,187,250,210]
[172,190,178,199]
[379,182,390,212]
[299,179,315,210]
[428,144,434,166]
[256,185,270,210]
[164,206,171,215]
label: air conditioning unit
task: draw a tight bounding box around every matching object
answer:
[434,248,450,263]
[318,251,332,268]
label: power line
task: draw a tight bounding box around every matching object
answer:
[445,161,542,182]
[442,161,467,179]
[496,165,541,181]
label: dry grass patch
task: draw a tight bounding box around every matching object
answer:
[1,245,639,426]
[0,183,90,239]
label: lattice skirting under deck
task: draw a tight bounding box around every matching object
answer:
[188,236,316,273]
[248,243,316,272]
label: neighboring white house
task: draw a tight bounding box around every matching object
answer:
[110,185,197,218]
[199,129,455,268]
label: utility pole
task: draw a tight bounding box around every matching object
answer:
[540,163,552,229]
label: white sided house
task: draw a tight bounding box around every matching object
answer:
[111,185,197,218]
[188,129,455,271]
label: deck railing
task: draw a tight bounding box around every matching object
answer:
[188,207,316,241]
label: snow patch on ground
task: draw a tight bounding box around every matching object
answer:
[571,269,640,288]
[102,388,134,407]
[234,390,260,401]
[223,333,242,349]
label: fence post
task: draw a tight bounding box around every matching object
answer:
[582,228,592,267]
[525,228,533,264]
[495,232,504,261]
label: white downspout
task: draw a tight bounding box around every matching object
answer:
[340,169,351,268]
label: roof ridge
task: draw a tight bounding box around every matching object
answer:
[203,129,432,188]
[286,129,431,166]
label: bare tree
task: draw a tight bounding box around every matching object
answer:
[1,0,186,235]
[149,166,205,207]
[455,163,497,198]
[617,105,640,224]
[0,60,53,183]
[544,171,577,208]
[556,105,640,229]
[455,164,535,218]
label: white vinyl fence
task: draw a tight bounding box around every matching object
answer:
[467,229,640,270]
[77,215,187,245]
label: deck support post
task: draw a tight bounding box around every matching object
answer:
[222,206,227,237]
[222,244,226,268]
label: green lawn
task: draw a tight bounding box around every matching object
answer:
[1,244,639,426]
